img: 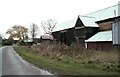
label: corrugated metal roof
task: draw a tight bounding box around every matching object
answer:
[53,18,77,32]
[79,16,98,27]
[53,16,98,32]
[53,4,119,32]
[86,4,119,21]
[85,30,112,42]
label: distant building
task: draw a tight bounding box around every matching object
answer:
[40,34,54,43]
[13,38,19,44]
[24,38,33,45]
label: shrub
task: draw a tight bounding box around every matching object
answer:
[24,43,118,72]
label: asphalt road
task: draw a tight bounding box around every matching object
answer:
[1,46,53,75]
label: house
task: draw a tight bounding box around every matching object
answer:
[52,16,99,46]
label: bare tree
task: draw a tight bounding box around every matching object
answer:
[41,19,57,34]
[29,23,39,40]
[6,25,28,42]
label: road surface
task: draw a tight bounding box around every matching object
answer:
[1,46,53,75]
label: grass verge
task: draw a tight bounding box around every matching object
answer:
[0,44,2,47]
[14,46,119,75]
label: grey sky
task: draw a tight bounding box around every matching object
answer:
[0,0,119,37]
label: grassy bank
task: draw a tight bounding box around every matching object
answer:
[0,44,2,47]
[14,46,119,75]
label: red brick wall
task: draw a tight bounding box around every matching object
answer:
[87,42,113,50]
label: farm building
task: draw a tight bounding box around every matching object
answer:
[24,37,41,45]
[86,4,119,31]
[85,17,120,50]
[74,16,98,46]
[85,31,112,50]
[40,34,54,43]
[85,4,120,50]
[52,18,77,45]
[52,16,99,46]
[24,38,33,45]
[52,4,119,50]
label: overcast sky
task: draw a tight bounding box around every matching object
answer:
[0,0,120,36]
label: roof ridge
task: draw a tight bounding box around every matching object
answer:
[86,4,118,16]
[79,15,95,18]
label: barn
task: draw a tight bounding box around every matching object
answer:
[52,16,99,46]
[52,18,77,46]
[74,16,98,46]
[85,4,119,50]
[52,4,119,50]
[85,31,112,50]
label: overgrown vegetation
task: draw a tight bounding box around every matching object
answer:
[0,44,2,47]
[14,44,119,75]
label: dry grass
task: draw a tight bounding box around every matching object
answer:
[23,43,119,72]
[30,43,118,63]
[14,46,119,75]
